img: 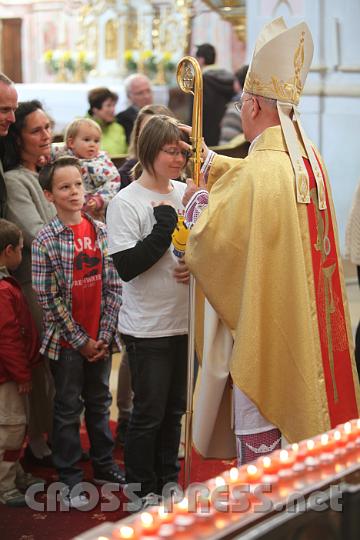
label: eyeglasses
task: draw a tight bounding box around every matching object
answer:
[161,148,191,160]
[234,95,253,113]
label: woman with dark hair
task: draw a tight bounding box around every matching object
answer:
[87,87,127,156]
[3,100,55,464]
[107,115,190,508]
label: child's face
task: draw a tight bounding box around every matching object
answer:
[6,235,23,271]
[45,166,85,215]
[67,124,101,159]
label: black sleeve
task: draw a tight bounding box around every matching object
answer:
[111,205,178,282]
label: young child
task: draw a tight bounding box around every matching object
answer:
[52,118,121,219]
[32,156,123,509]
[0,219,44,507]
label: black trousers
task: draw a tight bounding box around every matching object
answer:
[122,334,187,497]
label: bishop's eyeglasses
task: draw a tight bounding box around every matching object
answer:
[234,94,253,113]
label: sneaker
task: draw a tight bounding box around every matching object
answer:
[93,466,126,485]
[126,491,162,513]
[60,487,89,509]
[16,472,45,491]
[115,419,129,446]
[0,488,27,507]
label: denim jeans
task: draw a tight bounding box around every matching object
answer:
[122,334,187,497]
[50,348,114,488]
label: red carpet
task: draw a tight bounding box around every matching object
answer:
[1,422,235,540]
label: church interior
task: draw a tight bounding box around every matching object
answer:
[0,1,360,539]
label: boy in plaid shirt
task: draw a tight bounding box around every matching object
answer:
[32,156,123,509]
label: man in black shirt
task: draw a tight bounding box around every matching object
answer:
[116,74,153,144]
[194,43,234,146]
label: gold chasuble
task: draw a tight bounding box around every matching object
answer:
[186,125,360,448]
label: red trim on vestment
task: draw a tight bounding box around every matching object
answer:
[305,156,358,426]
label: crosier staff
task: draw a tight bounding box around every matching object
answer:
[176,56,203,488]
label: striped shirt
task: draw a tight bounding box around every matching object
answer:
[32,213,121,361]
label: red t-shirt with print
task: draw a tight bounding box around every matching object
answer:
[64,216,102,345]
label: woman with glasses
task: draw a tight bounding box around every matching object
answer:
[106,115,190,509]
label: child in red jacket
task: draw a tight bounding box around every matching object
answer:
[0,219,44,507]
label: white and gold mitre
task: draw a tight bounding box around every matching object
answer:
[244,17,313,106]
[244,17,326,209]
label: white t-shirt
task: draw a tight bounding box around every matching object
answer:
[107,180,189,337]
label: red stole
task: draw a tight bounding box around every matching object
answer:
[305,155,358,426]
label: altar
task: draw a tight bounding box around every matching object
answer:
[15,83,169,135]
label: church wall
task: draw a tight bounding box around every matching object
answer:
[246,0,360,254]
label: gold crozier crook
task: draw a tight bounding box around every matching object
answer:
[177,56,203,187]
[176,56,203,489]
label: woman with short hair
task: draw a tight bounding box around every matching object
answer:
[87,87,127,156]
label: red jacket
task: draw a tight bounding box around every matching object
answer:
[0,269,40,384]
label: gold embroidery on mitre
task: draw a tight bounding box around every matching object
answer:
[245,33,306,105]
[293,32,305,104]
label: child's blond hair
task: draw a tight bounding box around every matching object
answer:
[64,118,102,144]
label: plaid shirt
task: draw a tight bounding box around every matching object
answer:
[32,213,122,361]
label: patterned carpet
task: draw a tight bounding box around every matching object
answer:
[1,422,234,540]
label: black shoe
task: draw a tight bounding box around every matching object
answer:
[115,420,129,446]
[24,446,53,468]
[93,466,126,485]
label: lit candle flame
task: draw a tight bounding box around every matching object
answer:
[343,422,352,434]
[334,430,341,441]
[262,456,271,468]
[229,467,239,481]
[214,518,227,529]
[117,526,134,539]
[306,439,315,450]
[246,464,258,476]
[141,512,154,527]
[321,433,329,445]
[215,476,226,487]
[158,506,171,520]
[279,449,289,462]
[178,497,189,511]
[291,443,299,452]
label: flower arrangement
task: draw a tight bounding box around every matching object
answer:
[43,50,94,81]
[124,49,178,83]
